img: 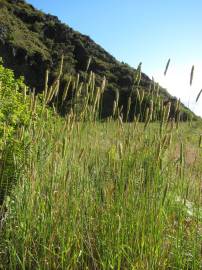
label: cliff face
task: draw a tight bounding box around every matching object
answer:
[0,0,195,120]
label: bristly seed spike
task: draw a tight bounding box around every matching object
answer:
[164,58,170,76]
[196,89,202,103]
[190,65,194,86]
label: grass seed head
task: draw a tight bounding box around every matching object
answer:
[190,65,194,86]
[164,58,171,76]
[196,89,202,103]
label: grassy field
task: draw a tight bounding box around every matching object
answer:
[1,117,202,269]
[0,62,202,269]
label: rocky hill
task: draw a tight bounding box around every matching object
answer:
[0,0,195,120]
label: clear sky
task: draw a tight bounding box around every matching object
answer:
[27,0,202,116]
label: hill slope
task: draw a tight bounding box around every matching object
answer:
[0,0,195,120]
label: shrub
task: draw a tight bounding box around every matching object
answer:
[0,58,30,148]
[0,59,40,203]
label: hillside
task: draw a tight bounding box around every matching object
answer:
[0,0,195,120]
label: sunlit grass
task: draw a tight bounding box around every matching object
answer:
[0,60,201,269]
[1,117,201,269]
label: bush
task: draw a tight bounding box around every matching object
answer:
[0,59,39,204]
[0,58,30,148]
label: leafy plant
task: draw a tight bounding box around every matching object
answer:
[0,59,29,147]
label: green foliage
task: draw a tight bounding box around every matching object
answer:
[0,60,28,203]
[0,5,49,58]
[0,60,49,204]
[0,59,30,148]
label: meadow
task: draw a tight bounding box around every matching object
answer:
[0,59,202,269]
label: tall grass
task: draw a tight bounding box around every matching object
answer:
[0,62,202,269]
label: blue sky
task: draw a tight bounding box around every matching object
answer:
[27,0,202,116]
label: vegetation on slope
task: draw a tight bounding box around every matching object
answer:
[0,0,196,120]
